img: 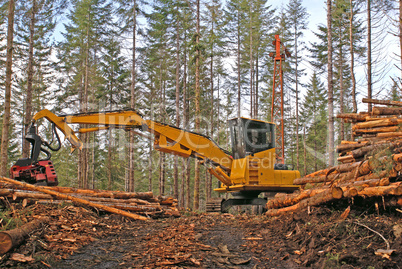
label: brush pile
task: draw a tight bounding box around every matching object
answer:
[0,178,180,220]
[265,99,402,217]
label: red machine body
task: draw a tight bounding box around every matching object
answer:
[10,160,58,186]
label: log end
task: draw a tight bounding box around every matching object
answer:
[331,187,344,199]
[0,232,13,255]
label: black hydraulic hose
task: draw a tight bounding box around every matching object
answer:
[39,147,51,161]
[43,124,61,152]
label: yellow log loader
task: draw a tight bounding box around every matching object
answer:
[11,109,300,212]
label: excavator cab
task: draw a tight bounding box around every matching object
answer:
[229,118,275,159]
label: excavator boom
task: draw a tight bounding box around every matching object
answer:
[11,109,233,185]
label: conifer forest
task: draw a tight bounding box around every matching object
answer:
[0,0,401,212]
[0,0,402,268]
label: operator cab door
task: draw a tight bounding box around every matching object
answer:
[229,118,275,160]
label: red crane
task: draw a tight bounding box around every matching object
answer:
[270,35,290,164]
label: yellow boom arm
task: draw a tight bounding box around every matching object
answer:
[32,109,233,172]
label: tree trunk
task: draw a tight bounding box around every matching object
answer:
[128,0,137,192]
[174,13,180,200]
[249,4,254,118]
[367,0,372,112]
[303,126,307,175]
[400,0,402,83]
[22,0,36,159]
[107,129,112,190]
[255,52,259,117]
[327,0,334,167]
[148,138,152,192]
[0,0,15,176]
[237,10,241,118]
[183,31,190,209]
[340,44,345,141]
[349,0,357,113]
[295,31,299,171]
[194,0,201,210]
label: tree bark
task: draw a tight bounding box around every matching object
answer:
[194,0,201,210]
[0,217,50,255]
[0,0,15,177]
[327,0,335,166]
[339,44,345,141]
[237,9,241,118]
[128,0,137,192]
[363,98,402,107]
[22,0,36,158]
[249,4,254,118]
[174,12,180,200]
[367,0,372,112]
[372,106,402,116]
[350,0,357,113]
[400,0,402,82]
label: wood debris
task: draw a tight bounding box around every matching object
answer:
[266,99,402,217]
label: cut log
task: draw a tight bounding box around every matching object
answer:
[336,113,368,121]
[356,183,402,197]
[352,118,402,130]
[377,132,402,138]
[337,155,355,163]
[0,177,148,221]
[353,126,399,134]
[337,142,370,153]
[265,189,335,217]
[362,98,402,107]
[0,217,50,255]
[266,188,327,209]
[349,143,393,159]
[393,153,402,162]
[332,187,344,199]
[372,106,402,116]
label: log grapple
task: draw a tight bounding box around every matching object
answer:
[10,124,60,186]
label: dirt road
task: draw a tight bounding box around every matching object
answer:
[0,203,401,268]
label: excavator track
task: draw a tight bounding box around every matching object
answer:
[206,198,223,213]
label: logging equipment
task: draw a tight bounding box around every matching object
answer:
[11,109,300,212]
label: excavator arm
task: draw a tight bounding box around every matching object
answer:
[12,109,233,186]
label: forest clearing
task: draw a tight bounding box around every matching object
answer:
[0,0,402,268]
[0,98,401,268]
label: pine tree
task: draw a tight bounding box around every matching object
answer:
[0,0,15,176]
[300,72,327,174]
[57,0,114,188]
[116,0,141,192]
[14,0,59,158]
[285,0,309,171]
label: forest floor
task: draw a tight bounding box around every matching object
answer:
[0,200,401,269]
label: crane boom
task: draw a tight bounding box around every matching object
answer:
[30,109,232,171]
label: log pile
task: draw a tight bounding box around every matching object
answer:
[0,177,180,220]
[266,99,402,217]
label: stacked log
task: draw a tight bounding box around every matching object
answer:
[0,177,180,219]
[266,99,402,217]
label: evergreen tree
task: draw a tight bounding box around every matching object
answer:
[57,0,114,188]
[14,0,59,158]
[300,72,327,174]
[0,0,15,176]
[285,0,309,171]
